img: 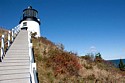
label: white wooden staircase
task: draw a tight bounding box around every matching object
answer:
[0,30,32,83]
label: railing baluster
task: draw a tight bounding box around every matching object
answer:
[17,25,20,33]
[32,63,38,83]
[12,29,14,42]
[14,27,17,35]
[0,35,4,62]
[8,31,11,47]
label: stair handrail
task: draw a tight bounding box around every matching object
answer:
[28,31,38,83]
[0,25,20,62]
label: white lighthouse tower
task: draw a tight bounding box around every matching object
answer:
[19,6,41,37]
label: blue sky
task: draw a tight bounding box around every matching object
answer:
[0,0,125,60]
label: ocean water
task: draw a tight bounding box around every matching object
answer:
[109,59,125,67]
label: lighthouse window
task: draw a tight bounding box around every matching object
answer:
[23,22,27,26]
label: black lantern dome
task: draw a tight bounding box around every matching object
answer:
[19,6,40,24]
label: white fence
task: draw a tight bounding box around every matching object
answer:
[28,32,38,83]
[0,25,20,62]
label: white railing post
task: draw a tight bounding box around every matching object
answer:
[0,35,4,61]
[29,43,33,62]
[29,43,32,74]
[12,29,14,42]
[14,27,17,35]
[8,31,11,47]
[28,31,38,83]
[28,31,31,44]
[17,24,21,33]
[29,43,34,83]
[32,63,38,83]
[16,26,19,33]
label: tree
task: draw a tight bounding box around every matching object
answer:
[119,59,125,71]
[94,52,102,62]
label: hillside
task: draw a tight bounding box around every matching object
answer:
[32,35,125,83]
[0,28,8,36]
[0,28,125,82]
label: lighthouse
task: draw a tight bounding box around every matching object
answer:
[19,6,41,37]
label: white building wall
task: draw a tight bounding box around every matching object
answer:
[20,21,40,37]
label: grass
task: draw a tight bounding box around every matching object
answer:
[46,49,81,76]
[31,34,125,83]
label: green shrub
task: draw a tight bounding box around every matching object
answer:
[119,59,125,71]
[94,53,103,62]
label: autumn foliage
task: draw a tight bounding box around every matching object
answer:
[46,49,81,76]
